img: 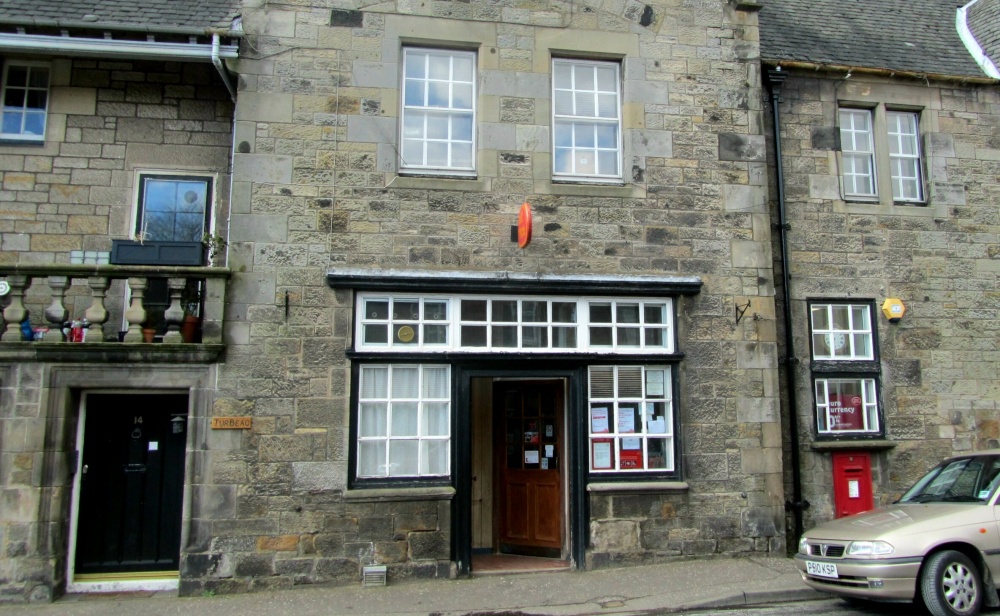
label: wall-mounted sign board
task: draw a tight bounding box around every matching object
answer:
[211,417,252,429]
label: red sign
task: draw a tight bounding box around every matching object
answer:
[517,202,532,248]
[828,394,863,430]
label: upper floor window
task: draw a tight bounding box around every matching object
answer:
[552,59,621,182]
[400,48,476,175]
[355,293,675,354]
[810,303,873,360]
[1,62,49,141]
[839,107,923,203]
[136,174,213,243]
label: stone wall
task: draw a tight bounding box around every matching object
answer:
[767,71,1000,529]
[214,0,785,591]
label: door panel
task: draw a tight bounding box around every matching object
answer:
[495,381,563,556]
[76,394,187,575]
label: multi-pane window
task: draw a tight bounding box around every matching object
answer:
[357,364,451,478]
[886,111,922,201]
[136,174,212,242]
[552,59,621,181]
[354,293,675,354]
[588,366,673,473]
[839,107,924,203]
[1,63,49,141]
[815,378,879,434]
[809,301,881,436]
[839,109,876,197]
[400,48,475,174]
[810,303,873,360]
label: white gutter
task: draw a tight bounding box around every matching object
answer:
[212,34,237,103]
[957,0,1000,79]
[0,32,238,62]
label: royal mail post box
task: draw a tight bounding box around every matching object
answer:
[832,451,874,518]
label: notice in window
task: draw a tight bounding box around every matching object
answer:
[592,441,612,469]
[647,371,664,396]
[618,410,635,434]
[545,444,554,458]
[622,437,641,450]
[591,407,609,433]
[525,450,539,464]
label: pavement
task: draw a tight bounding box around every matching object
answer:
[0,556,823,615]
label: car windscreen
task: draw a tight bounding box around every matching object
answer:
[899,456,1000,504]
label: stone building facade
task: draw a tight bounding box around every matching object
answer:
[760,0,1000,536]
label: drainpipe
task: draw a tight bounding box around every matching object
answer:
[212,34,237,103]
[766,67,808,543]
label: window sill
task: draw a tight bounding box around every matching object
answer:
[0,138,45,146]
[343,485,456,502]
[811,439,895,451]
[587,481,688,493]
[389,174,489,192]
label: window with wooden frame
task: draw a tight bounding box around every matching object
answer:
[552,58,622,182]
[0,61,49,141]
[839,106,923,204]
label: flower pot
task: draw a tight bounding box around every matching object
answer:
[181,314,202,343]
[142,327,157,343]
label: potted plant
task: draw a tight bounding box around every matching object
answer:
[181,282,203,343]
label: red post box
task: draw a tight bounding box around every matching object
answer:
[832,451,874,518]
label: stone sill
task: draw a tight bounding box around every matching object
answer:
[343,485,456,502]
[0,342,225,364]
[811,440,896,452]
[587,481,689,493]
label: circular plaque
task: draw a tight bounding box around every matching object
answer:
[397,325,415,343]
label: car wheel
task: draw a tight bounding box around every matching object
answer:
[920,550,982,616]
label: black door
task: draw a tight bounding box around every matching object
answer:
[75,394,187,575]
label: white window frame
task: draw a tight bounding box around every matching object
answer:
[355,293,675,354]
[815,377,879,435]
[356,364,451,478]
[810,303,874,361]
[839,108,876,198]
[399,48,476,176]
[552,58,622,183]
[0,61,50,142]
[588,365,674,473]
[886,110,923,202]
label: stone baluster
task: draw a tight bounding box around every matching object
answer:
[84,276,111,343]
[123,277,148,343]
[1,275,30,341]
[162,277,186,343]
[40,275,69,343]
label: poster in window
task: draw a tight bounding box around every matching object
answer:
[828,394,864,430]
[647,370,664,396]
[525,450,539,464]
[618,408,636,433]
[591,407,610,433]
[619,446,643,469]
[592,440,613,470]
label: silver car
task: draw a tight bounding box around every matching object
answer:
[795,451,1000,616]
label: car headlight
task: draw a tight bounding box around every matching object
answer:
[847,540,894,556]
[798,536,810,555]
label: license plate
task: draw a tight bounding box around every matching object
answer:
[806,560,839,579]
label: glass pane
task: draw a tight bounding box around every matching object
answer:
[645,369,666,398]
[1,111,21,134]
[401,140,423,166]
[492,325,517,347]
[590,303,612,323]
[404,80,425,107]
[553,148,570,174]
[23,112,45,136]
[5,66,26,87]
[424,301,447,320]
[453,113,473,139]
[617,303,640,323]
[461,325,486,346]
[358,441,386,476]
[452,142,473,168]
[453,84,473,110]
[25,90,45,110]
[393,300,419,320]
[552,302,576,323]
[554,122,572,147]
[644,328,664,347]
[617,326,640,346]
[365,299,389,320]
[392,366,419,398]
[405,51,426,78]
[831,305,850,329]
[590,326,612,346]
[596,65,616,90]
[422,366,449,398]
[522,301,547,322]
[4,88,23,107]
[427,114,448,139]
[360,403,387,437]
[521,326,547,348]
[553,63,572,89]
[427,141,448,166]
[644,304,665,324]
[422,440,449,475]
[493,300,517,321]
[851,306,869,330]
[853,333,872,357]
[813,333,831,356]
[462,299,487,321]
[575,124,595,147]
[364,323,388,345]
[597,150,617,176]
[575,65,595,90]
[647,438,669,469]
[453,55,473,81]
[28,68,48,89]
[427,82,450,108]
[645,402,668,433]
[389,440,418,475]
[428,54,450,80]
[391,401,419,436]
[424,324,447,344]
[810,305,829,330]
[597,93,617,118]
[361,366,388,398]
[423,402,449,436]
[552,326,577,348]
[617,367,643,397]
[403,112,424,138]
[589,367,614,398]
[393,323,419,345]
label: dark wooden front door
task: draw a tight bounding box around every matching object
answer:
[495,381,563,557]
[75,394,187,575]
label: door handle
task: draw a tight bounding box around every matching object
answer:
[472,475,477,482]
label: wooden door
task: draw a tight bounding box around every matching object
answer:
[75,394,187,575]
[495,381,563,557]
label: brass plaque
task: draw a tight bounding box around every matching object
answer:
[211,416,253,430]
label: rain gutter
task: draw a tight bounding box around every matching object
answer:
[761,59,998,85]
[0,31,238,62]
[956,0,1000,79]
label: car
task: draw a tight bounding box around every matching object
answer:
[795,450,1000,616]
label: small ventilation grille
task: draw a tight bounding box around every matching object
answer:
[362,565,387,587]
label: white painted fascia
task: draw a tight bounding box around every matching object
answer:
[957,0,1000,79]
[0,32,238,62]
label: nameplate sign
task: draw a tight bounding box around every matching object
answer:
[211,417,253,430]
